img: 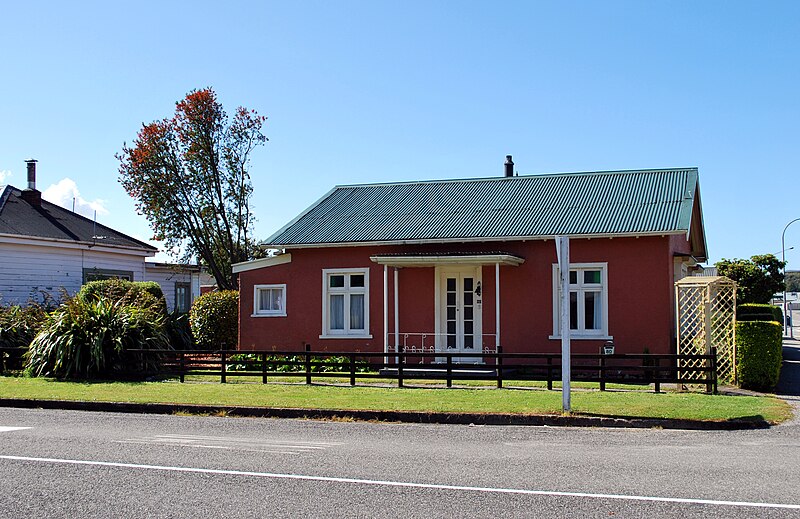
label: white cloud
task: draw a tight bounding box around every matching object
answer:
[0,170,11,185]
[42,178,109,218]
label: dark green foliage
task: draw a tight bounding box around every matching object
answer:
[737,303,783,324]
[78,279,167,316]
[165,310,196,350]
[735,321,783,391]
[787,271,800,292]
[226,353,371,373]
[715,254,785,304]
[0,304,47,349]
[189,290,239,350]
[26,297,170,379]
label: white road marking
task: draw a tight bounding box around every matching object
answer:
[0,427,31,433]
[114,433,338,454]
[1,455,798,510]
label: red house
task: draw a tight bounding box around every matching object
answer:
[233,162,707,359]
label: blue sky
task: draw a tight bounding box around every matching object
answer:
[1,1,798,266]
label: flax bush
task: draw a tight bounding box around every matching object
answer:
[0,304,47,349]
[26,296,170,379]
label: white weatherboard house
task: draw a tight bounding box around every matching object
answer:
[0,160,200,311]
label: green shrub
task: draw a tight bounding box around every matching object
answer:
[189,290,239,350]
[227,353,371,373]
[0,304,47,349]
[26,297,170,379]
[737,303,782,324]
[735,321,783,391]
[78,279,167,316]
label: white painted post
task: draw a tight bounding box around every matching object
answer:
[495,262,501,351]
[556,236,571,412]
[383,265,389,365]
[394,267,400,362]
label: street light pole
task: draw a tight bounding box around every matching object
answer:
[782,218,800,338]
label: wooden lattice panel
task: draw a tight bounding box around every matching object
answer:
[676,276,737,385]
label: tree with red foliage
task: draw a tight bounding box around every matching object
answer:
[118,88,267,290]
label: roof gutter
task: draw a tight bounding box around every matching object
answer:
[0,233,158,255]
[265,230,690,250]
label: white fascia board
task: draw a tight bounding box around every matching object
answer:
[370,254,524,267]
[232,253,292,274]
[268,230,688,250]
[0,233,156,256]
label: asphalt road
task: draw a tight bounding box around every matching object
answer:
[777,339,800,397]
[0,408,799,518]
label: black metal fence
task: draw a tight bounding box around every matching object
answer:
[1,345,718,393]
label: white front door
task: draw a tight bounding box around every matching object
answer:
[436,267,482,363]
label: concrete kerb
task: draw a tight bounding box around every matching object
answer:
[0,398,771,431]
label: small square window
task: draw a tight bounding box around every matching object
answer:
[253,284,286,317]
[350,274,365,288]
[330,275,345,288]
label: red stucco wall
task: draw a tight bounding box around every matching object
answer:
[238,235,688,355]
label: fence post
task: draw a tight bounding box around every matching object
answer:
[654,356,660,393]
[220,351,227,384]
[496,345,503,389]
[262,352,268,384]
[446,354,452,388]
[349,353,356,386]
[179,352,185,383]
[305,344,312,385]
[547,357,553,391]
[709,347,717,394]
[599,346,606,391]
[398,346,404,388]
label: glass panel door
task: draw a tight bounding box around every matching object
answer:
[438,268,482,362]
[446,277,457,349]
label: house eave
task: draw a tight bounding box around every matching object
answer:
[0,233,157,256]
[232,253,292,274]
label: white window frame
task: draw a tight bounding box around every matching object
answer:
[252,284,287,317]
[550,262,611,340]
[320,268,371,339]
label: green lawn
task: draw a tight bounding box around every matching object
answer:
[0,376,791,424]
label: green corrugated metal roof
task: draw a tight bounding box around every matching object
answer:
[264,168,702,247]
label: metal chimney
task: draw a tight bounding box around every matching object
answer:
[26,159,37,190]
[504,155,514,177]
[21,159,42,207]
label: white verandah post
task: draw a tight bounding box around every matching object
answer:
[383,265,389,365]
[394,267,399,362]
[495,262,500,351]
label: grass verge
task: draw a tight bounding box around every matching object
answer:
[0,376,791,424]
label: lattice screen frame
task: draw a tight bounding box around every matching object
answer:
[675,276,737,385]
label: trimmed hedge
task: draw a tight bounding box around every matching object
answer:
[78,279,167,316]
[737,303,783,324]
[189,290,238,350]
[735,321,783,391]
